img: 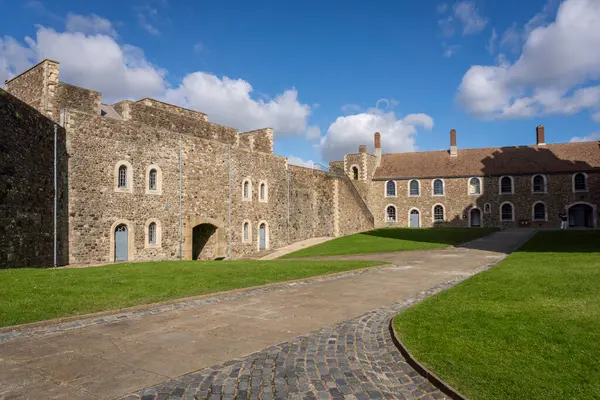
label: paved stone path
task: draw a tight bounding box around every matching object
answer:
[0,229,533,399]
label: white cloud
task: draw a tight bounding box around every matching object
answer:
[457,0,600,120]
[287,155,321,169]
[65,13,117,38]
[453,1,488,35]
[341,103,361,113]
[319,102,434,161]
[438,16,455,37]
[305,125,321,140]
[570,132,600,142]
[135,5,161,35]
[499,23,521,54]
[0,36,35,84]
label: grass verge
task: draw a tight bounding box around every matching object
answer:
[393,230,600,400]
[282,227,498,258]
[0,259,383,327]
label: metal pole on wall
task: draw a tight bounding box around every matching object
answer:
[179,135,183,260]
[53,124,57,267]
[227,145,232,259]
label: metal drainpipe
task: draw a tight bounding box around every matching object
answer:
[179,135,183,260]
[227,145,232,259]
[53,124,57,267]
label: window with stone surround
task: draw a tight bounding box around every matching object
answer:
[352,166,359,180]
[433,204,444,223]
[386,205,397,222]
[148,222,157,244]
[145,165,163,195]
[499,176,514,194]
[409,180,420,196]
[573,173,588,192]
[533,201,547,221]
[144,219,161,248]
[118,166,127,188]
[532,174,546,193]
[242,178,252,201]
[484,203,491,214]
[386,180,396,197]
[114,160,133,193]
[500,202,514,221]
[149,169,157,190]
[242,221,251,244]
[432,179,444,196]
[469,177,481,195]
[259,181,268,202]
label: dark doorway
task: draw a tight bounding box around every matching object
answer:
[192,223,217,260]
[470,208,482,227]
[568,204,594,228]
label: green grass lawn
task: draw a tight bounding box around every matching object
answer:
[0,259,383,328]
[282,227,498,258]
[394,230,600,400]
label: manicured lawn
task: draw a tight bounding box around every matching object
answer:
[394,230,600,400]
[282,227,498,258]
[0,259,383,328]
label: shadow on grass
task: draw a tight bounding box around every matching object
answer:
[516,230,600,253]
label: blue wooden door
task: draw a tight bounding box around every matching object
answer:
[259,224,266,250]
[410,210,420,228]
[114,225,128,262]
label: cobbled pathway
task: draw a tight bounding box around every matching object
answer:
[120,278,468,400]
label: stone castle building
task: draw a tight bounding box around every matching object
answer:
[1,59,599,268]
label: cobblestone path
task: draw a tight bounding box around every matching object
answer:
[120,284,458,400]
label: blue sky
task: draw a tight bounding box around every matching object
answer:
[1,0,599,168]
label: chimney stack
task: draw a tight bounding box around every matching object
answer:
[536,125,545,145]
[450,129,457,157]
[374,132,382,167]
[359,144,367,153]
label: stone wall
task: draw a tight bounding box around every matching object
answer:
[53,82,101,120]
[242,128,274,153]
[0,89,68,268]
[138,98,208,121]
[336,176,374,236]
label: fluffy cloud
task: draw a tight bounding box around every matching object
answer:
[438,1,488,38]
[458,0,600,120]
[164,72,310,135]
[319,103,434,161]
[570,132,600,142]
[65,13,117,37]
[0,15,311,136]
[287,156,322,169]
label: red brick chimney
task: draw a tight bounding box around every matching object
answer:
[450,129,457,157]
[359,144,367,153]
[536,125,545,145]
[374,132,382,166]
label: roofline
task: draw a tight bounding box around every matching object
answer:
[373,168,600,181]
[137,97,207,116]
[4,59,60,85]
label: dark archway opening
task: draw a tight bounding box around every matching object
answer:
[568,204,594,228]
[470,209,482,227]
[192,223,218,260]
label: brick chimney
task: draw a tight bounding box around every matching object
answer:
[374,132,382,167]
[359,144,367,153]
[536,125,545,145]
[450,129,457,157]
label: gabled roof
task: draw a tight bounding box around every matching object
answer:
[373,141,600,179]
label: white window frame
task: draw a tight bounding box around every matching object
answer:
[500,201,515,222]
[114,160,133,193]
[385,180,397,197]
[385,204,397,222]
[242,220,252,244]
[432,203,445,223]
[408,179,421,197]
[499,175,514,195]
[468,177,482,195]
[572,172,588,193]
[242,178,252,201]
[144,218,161,248]
[532,201,548,221]
[145,164,163,195]
[258,180,268,203]
[431,179,445,196]
[531,174,547,194]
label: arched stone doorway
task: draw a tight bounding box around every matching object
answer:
[470,208,482,227]
[568,203,596,228]
[409,209,420,228]
[183,217,227,260]
[109,219,134,263]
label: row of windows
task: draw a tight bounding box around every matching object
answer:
[385,173,589,198]
[384,201,550,223]
[242,179,268,202]
[115,162,162,194]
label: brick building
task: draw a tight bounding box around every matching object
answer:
[1,59,599,268]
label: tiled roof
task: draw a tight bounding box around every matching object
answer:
[373,141,600,179]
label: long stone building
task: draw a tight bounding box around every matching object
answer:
[1,59,599,268]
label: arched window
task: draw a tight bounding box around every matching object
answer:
[386,205,397,222]
[258,181,268,202]
[533,202,546,221]
[386,180,396,197]
[469,177,481,195]
[352,166,359,180]
[433,204,444,223]
[148,222,157,244]
[149,169,157,191]
[260,183,265,200]
[432,179,444,196]
[500,202,514,221]
[500,176,513,194]
[484,203,491,214]
[532,174,546,193]
[573,173,588,192]
[118,165,127,188]
[243,221,250,243]
[409,180,420,196]
[242,179,252,200]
